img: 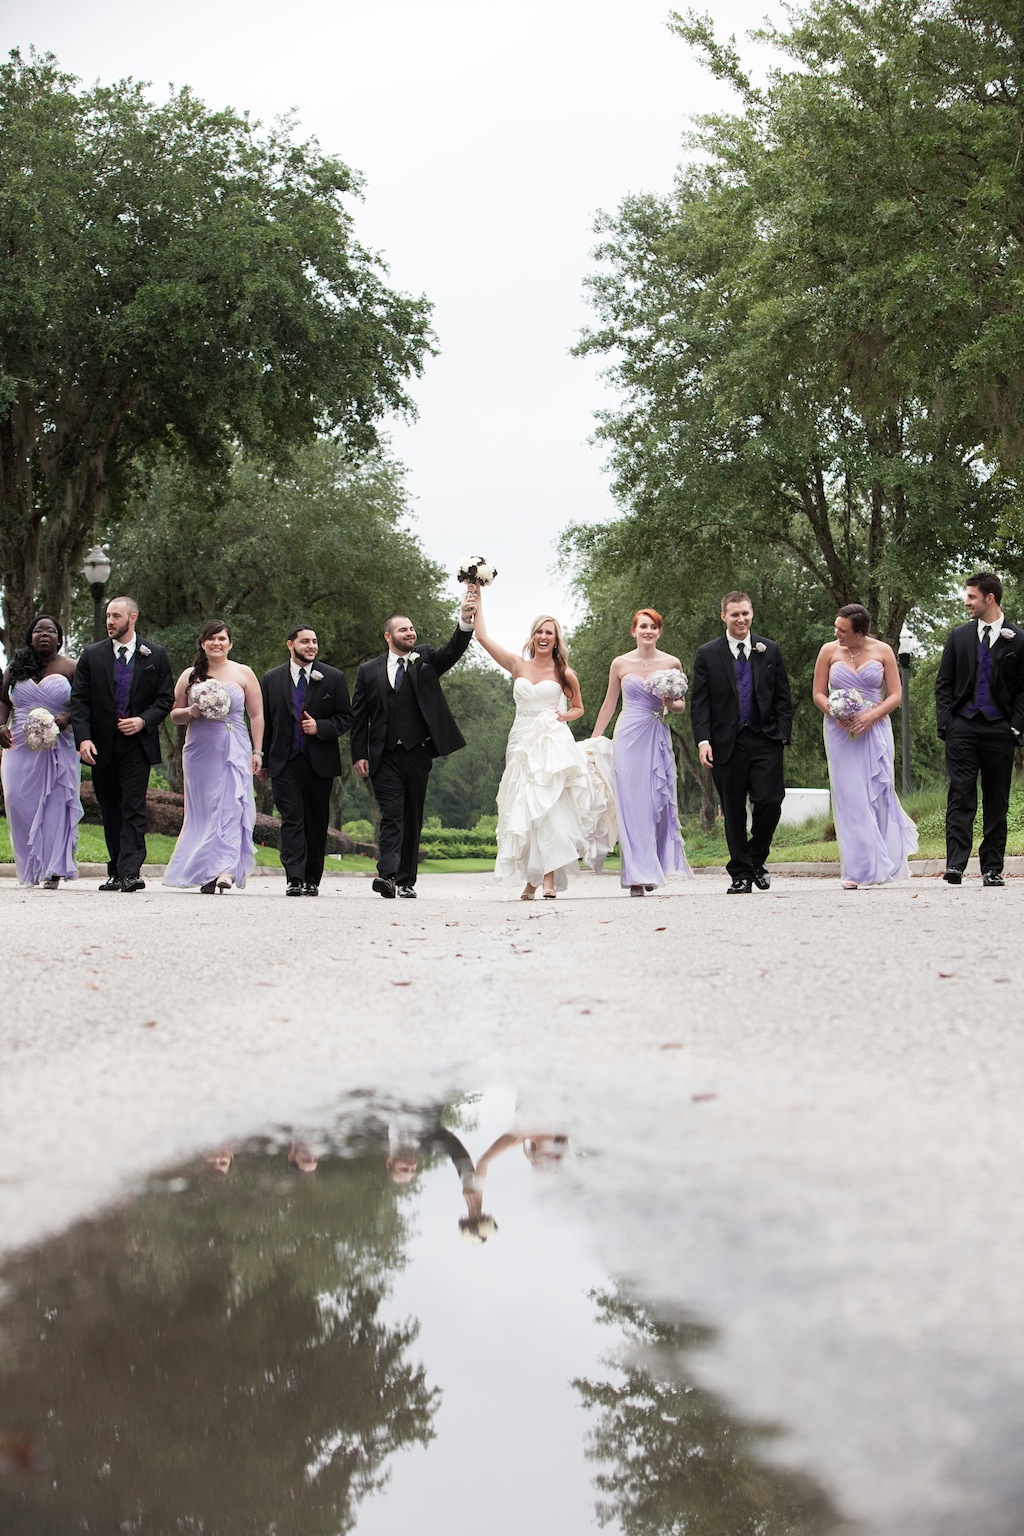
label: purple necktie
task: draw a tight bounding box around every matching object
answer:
[394,657,407,691]
[292,669,308,754]
[115,646,132,718]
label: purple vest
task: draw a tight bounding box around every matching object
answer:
[969,627,1002,721]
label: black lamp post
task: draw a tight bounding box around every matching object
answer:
[897,623,915,796]
[81,545,111,642]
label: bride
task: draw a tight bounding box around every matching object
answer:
[472,587,590,899]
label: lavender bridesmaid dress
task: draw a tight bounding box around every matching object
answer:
[0,675,82,884]
[824,660,918,884]
[163,684,256,889]
[613,675,692,888]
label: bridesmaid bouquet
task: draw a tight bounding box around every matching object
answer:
[23,707,59,751]
[189,679,232,720]
[456,556,497,586]
[643,668,688,719]
[828,687,866,725]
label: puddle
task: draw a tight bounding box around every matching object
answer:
[0,1089,844,1533]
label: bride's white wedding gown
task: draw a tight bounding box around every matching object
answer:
[494,677,592,890]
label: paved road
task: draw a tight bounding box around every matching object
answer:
[1,869,1022,1534]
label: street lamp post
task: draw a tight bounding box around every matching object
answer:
[897,623,915,796]
[81,546,112,642]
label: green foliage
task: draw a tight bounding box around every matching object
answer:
[574,1,1024,644]
[422,660,514,827]
[90,439,452,677]
[342,819,375,843]
[0,49,434,642]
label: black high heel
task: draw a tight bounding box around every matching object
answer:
[200,880,218,895]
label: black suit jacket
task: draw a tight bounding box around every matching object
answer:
[350,625,472,778]
[261,662,352,780]
[70,637,174,765]
[690,633,792,766]
[935,619,1024,737]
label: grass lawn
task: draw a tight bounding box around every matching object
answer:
[3,782,1023,871]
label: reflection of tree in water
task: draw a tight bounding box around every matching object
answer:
[0,1140,437,1534]
[575,1289,846,1536]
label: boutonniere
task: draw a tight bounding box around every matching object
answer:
[310,670,324,682]
[138,644,151,657]
[754,642,767,653]
[1000,628,1016,640]
[405,652,420,663]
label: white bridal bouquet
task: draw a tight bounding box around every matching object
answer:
[189,679,232,720]
[23,707,60,751]
[828,687,866,725]
[643,668,688,719]
[456,556,497,586]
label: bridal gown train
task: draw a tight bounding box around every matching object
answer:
[824,660,918,885]
[494,678,591,891]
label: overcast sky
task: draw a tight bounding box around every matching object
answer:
[3,0,775,645]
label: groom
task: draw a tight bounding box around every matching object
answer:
[691,590,792,893]
[351,594,476,898]
[935,571,1024,886]
[70,595,174,891]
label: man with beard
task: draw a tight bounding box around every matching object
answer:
[70,596,174,891]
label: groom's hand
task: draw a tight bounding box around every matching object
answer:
[353,758,370,778]
[698,740,713,768]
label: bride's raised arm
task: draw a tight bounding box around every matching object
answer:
[470,585,520,676]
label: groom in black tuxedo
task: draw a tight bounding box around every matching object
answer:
[351,595,476,898]
[935,571,1024,887]
[691,590,793,894]
[259,625,352,895]
[70,596,174,891]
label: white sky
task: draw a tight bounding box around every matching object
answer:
[3,0,775,645]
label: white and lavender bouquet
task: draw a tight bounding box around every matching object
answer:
[828,686,866,725]
[456,556,497,586]
[189,679,232,721]
[23,707,60,751]
[643,668,688,718]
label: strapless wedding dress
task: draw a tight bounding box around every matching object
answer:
[494,678,591,890]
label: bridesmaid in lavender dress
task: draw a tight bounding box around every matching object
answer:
[812,603,918,889]
[163,620,264,894]
[590,608,693,895]
[0,616,82,888]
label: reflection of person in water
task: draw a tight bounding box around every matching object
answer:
[477,1133,569,1173]
[202,1150,234,1179]
[387,1121,498,1242]
[288,1142,319,1173]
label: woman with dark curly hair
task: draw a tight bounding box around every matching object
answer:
[0,616,82,887]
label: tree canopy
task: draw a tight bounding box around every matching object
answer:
[572,0,1024,646]
[0,49,434,643]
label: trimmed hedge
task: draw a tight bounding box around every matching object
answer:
[77,783,377,858]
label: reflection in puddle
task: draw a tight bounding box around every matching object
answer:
[0,1090,844,1533]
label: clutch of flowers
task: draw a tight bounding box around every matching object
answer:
[189,679,232,720]
[643,668,688,702]
[23,707,59,751]
[457,556,497,586]
[828,686,866,724]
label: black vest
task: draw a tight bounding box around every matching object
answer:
[385,669,430,750]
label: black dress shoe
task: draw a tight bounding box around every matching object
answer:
[200,880,218,895]
[396,884,417,898]
[98,876,122,892]
[943,867,964,885]
[982,871,1005,887]
[285,879,305,896]
[752,865,771,890]
[372,876,397,899]
[120,877,146,893]
[727,877,753,894]
[304,883,319,896]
